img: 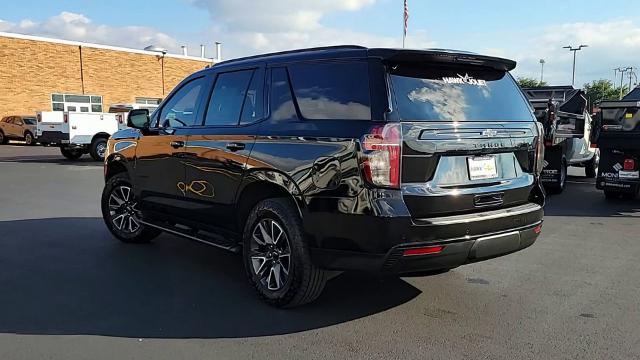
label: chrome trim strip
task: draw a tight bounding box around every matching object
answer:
[414,203,542,226]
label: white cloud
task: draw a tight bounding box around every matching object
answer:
[0,12,180,52]
[510,20,640,87]
[192,0,435,59]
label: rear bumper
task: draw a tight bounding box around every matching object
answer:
[38,131,68,145]
[309,203,543,273]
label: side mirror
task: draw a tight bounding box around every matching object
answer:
[127,109,150,129]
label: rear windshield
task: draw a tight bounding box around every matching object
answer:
[602,107,640,132]
[389,65,534,122]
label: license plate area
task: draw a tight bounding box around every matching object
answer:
[619,170,640,179]
[467,156,498,180]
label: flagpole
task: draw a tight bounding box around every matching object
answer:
[402,0,408,48]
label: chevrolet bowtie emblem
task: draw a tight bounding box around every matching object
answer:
[482,129,498,137]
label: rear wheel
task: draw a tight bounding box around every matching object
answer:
[243,198,328,308]
[546,158,567,194]
[0,131,6,144]
[24,132,35,146]
[101,173,160,243]
[90,137,108,161]
[585,152,598,178]
[60,147,83,160]
[604,190,621,200]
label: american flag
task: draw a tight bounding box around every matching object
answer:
[403,0,409,37]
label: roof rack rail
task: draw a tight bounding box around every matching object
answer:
[214,45,367,65]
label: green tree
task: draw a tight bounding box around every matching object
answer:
[517,77,548,87]
[583,79,628,109]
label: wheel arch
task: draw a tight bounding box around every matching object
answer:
[235,169,306,235]
[104,155,130,181]
[91,132,111,144]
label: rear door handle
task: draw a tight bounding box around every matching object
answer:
[225,142,246,151]
[170,140,185,148]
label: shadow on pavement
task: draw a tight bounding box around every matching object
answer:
[544,176,639,217]
[0,217,420,339]
[0,157,100,166]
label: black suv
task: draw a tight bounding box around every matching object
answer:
[101,46,545,307]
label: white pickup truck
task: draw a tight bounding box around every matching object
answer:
[36,111,121,161]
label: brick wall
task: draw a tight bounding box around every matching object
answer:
[0,35,210,117]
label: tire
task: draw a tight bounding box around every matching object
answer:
[585,152,598,178]
[90,137,108,161]
[546,158,567,194]
[243,198,328,308]
[60,147,83,160]
[101,173,161,243]
[24,131,35,146]
[0,131,6,144]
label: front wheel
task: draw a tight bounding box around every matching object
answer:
[243,198,328,308]
[60,147,83,160]
[101,173,160,243]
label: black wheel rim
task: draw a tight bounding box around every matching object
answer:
[107,185,141,234]
[249,218,291,291]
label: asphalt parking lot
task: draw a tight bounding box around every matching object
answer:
[1,144,639,360]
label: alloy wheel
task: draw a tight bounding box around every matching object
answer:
[25,133,32,145]
[250,218,292,291]
[96,142,107,159]
[107,185,140,233]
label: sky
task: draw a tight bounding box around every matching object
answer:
[0,0,638,88]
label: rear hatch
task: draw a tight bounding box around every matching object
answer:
[387,62,538,218]
[594,101,640,149]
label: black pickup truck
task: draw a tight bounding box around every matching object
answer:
[591,86,640,199]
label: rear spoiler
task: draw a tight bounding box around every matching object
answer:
[368,48,517,72]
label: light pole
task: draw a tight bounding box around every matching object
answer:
[563,44,588,86]
[145,45,168,95]
[539,59,545,85]
[615,67,631,99]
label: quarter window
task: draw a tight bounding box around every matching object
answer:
[205,70,255,126]
[288,61,372,120]
[158,77,206,128]
[270,68,298,122]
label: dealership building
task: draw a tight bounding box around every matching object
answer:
[0,32,215,117]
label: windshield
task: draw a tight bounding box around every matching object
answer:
[389,65,534,122]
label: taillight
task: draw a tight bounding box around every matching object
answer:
[117,114,123,124]
[624,159,635,170]
[361,123,402,189]
[63,113,68,123]
[534,122,545,175]
[37,114,41,123]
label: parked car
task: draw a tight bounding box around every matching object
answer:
[0,115,38,145]
[101,46,546,307]
[590,88,640,199]
[521,86,597,193]
[36,111,118,161]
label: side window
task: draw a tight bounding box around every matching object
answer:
[270,67,298,122]
[288,61,371,120]
[204,70,254,126]
[67,106,77,112]
[240,69,265,125]
[159,77,206,128]
[14,118,24,126]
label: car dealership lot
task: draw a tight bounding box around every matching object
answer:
[1,145,639,360]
